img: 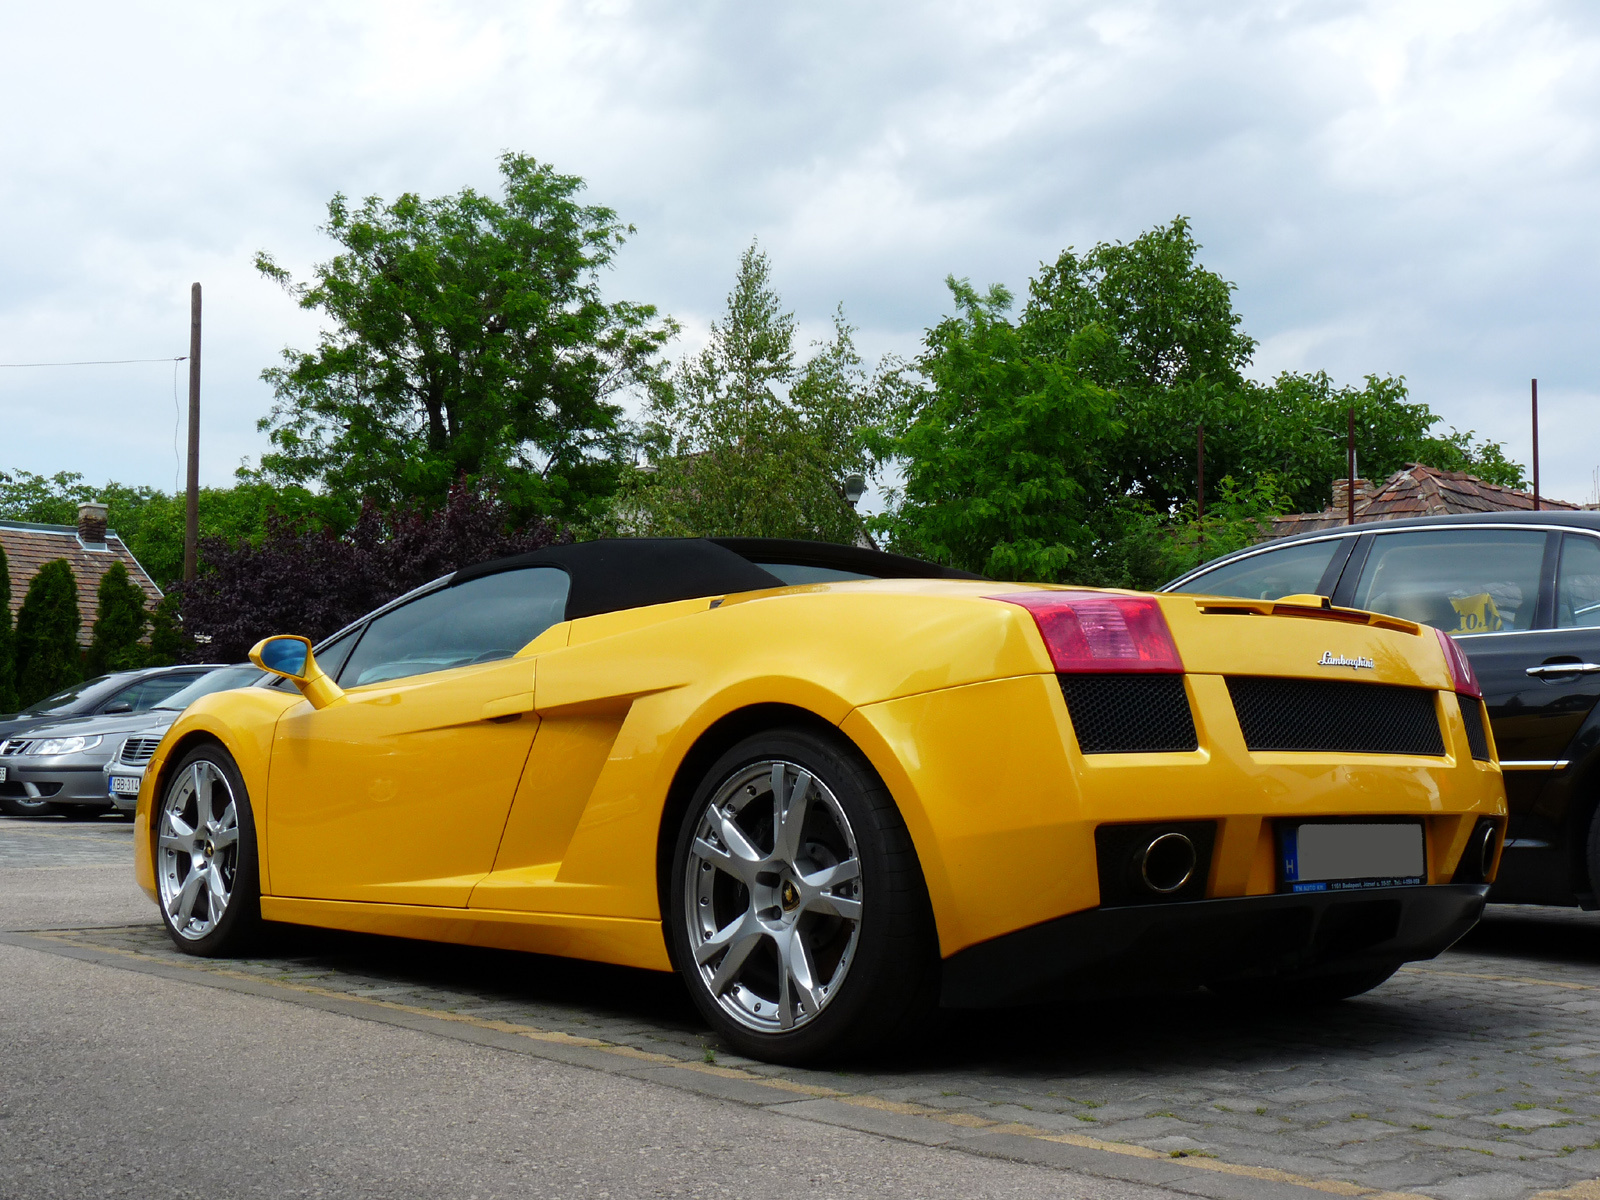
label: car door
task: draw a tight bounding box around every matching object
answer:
[1334,524,1553,823]
[267,567,570,907]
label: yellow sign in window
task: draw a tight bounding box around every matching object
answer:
[1450,592,1503,634]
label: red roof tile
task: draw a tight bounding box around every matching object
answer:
[0,523,163,645]
[1269,464,1578,540]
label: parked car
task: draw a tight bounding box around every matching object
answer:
[1165,510,1600,909]
[130,538,1504,1062]
[0,665,223,746]
[0,666,261,818]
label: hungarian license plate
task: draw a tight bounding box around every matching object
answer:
[0,766,6,781]
[1281,822,1425,892]
[109,775,141,797]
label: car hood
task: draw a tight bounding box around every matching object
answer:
[3,709,175,744]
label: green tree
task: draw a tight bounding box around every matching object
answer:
[0,540,16,713]
[86,562,150,675]
[145,593,188,668]
[253,152,676,523]
[877,218,1526,587]
[14,559,81,707]
[621,243,887,542]
[871,280,1119,579]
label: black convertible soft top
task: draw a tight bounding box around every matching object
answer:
[451,537,979,621]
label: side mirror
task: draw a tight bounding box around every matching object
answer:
[249,635,345,710]
[102,701,133,715]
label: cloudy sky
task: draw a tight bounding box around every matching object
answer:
[2,0,1596,505]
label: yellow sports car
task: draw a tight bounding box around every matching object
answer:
[134,537,1506,1062]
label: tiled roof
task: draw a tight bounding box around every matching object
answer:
[0,522,163,645]
[1269,464,1578,540]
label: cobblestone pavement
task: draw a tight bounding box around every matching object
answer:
[0,815,133,867]
[11,815,1600,1200]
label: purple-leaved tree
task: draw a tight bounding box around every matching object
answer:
[176,484,567,663]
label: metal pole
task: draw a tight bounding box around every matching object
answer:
[1532,378,1541,512]
[184,283,201,583]
[1196,423,1205,564]
[1347,407,1356,525]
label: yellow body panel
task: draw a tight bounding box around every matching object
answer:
[135,580,1506,970]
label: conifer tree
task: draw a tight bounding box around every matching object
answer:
[15,559,82,707]
[86,561,149,675]
[0,541,16,713]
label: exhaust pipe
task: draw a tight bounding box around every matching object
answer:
[1137,831,1198,895]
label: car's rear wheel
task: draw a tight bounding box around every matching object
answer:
[0,794,59,818]
[667,728,937,1065]
[155,744,261,956]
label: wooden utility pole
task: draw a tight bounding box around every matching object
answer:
[1347,407,1356,525]
[1532,378,1541,512]
[1196,424,1205,564]
[184,283,201,583]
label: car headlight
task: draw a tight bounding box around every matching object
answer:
[34,735,102,756]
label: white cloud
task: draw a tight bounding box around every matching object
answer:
[1,0,1597,500]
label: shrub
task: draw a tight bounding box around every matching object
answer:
[15,559,81,707]
[0,540,15,712]
[86,561,150,675]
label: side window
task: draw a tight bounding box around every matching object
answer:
[1168,539,1344,601]
[1556,535,1600,628]
[104,673,203,712]
[1349,529,1548,633]
[338,568,570,688]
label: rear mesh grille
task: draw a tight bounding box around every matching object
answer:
[1459,698,1491,761]
[1060,675,1197,754]
[1227,677,1444,756]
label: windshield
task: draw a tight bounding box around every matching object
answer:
[154,666,264,712]
[20,675,118,716]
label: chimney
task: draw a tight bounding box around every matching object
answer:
[1330,478,1372,515]
[77,502,108,549]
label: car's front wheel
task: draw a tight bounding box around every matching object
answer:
[155,743,261,956]
[667,728,937,1064]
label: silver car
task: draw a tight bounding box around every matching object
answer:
[0,666,263,819]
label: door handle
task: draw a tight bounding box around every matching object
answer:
[1526,663,1600,677]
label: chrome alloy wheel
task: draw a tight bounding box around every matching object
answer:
[157,760,240,940]
[683,760,863,1033]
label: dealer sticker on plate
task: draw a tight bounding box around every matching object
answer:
[1281,822,1425,892]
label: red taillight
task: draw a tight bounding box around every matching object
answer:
[994,591,1184,674]
[1434,627,1483,699]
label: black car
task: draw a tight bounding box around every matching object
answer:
[1165,511,1600,908]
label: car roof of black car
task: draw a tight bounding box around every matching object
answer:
[1164,509,1600,590]
[450,537,981,621]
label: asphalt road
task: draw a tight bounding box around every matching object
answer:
[0,817,1168,1200]
[10,815,1600,1200]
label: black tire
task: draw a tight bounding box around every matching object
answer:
[153,743,262,956]
[666,727,938,1065]
[1209,961,1401,1006]
[0,795,60,818]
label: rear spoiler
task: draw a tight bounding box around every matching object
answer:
[1189,594,1420,636]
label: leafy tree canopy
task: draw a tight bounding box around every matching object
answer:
[14,559,80,708]
[253,153,676,525]
[619,243,887,543]
[877,218,1525,587]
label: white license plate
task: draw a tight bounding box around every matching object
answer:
[109,776,141,796]
[0,766,6,781]
[1283,822,1425,892]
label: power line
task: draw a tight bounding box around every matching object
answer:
[0,355,187,368]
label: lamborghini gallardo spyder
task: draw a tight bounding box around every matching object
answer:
[132,538,1506,1062]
